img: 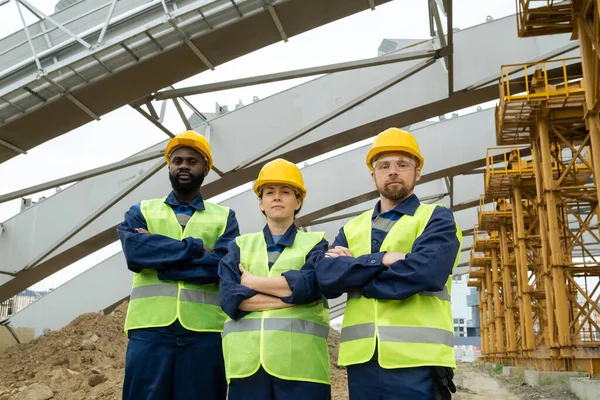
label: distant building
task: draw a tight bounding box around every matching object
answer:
[0,289,50,319]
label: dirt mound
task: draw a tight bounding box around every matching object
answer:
[0,302,128,400]
[328,329,348,400]
[0,303,348,400]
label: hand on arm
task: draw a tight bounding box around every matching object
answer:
[324,246,353,258]
[118,206,205,272]
[238,293,294,312]
[156,209,239,284]
[382,252,405,267]
[315,228,387,296]
[362,207,460,300]
[238,264,292,298]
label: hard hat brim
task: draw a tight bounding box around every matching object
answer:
[253,179,307,199]
[165,138,213,170]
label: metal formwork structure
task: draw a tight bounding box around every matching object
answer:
[516,0,574,38]
[485,0,600,375]
[470,226,504,359]
[472,51,600,375]
[476,198,523,360]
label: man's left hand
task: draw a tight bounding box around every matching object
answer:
[239,264,256,290]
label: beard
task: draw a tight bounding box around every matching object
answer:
[377,179,415,202]
[169,171,205,195]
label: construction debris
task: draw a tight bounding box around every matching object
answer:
[0,302,349,400]
[0,302,128,400]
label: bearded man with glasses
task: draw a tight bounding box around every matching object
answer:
[315,128,462,400]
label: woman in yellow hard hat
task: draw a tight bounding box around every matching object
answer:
[218,158,331,400]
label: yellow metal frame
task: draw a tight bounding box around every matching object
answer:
[484,145,591,200]
[473,225,500,252]
[478,196,515,231]
[516,0,574,38]
[496,58,586,145]
[501,58,584,102]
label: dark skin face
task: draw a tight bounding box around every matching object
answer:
[168,147,208,204]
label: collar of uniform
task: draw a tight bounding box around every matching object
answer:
[372,193,420,220]
[164,191,206,211]
[262,223,298,247]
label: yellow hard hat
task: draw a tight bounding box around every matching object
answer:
[253,158,307,199]
[165,131,213,170]
[366,127,424,171]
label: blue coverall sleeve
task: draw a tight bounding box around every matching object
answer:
[315,227,386,299]
[157,209,241,284]
[218,240,258,320]
[361,207,460,300]
[280,238,328,305]
[117,204,206,273]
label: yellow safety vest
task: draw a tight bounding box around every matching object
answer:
[339,203,461,369]
[124,198,229,333]
[222,231,331,384]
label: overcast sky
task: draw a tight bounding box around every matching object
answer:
[0,0,516,290]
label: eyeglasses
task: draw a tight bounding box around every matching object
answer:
[373,158,416,172]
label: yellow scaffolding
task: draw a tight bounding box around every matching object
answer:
[495,58,585,145]
[516,0,574,38]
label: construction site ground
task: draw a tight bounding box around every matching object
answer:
[0,304,580,399]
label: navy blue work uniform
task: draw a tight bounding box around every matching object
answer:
[118,192,239,400]
[316,194,460,400]
[218,224,331,400]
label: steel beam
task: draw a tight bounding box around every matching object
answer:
[131,105,175,138]
[0,149,164,204]
[229,0,243,17]
[264,0,288,42]
[169,19,214,71]
[155,49,441,99]
[24,159,166,270]
[15,0,42,71]
[43,77,100,121]
[462,42,579,92]
[97,0,119,46]
[234,57,437,171]
[18,0,92,49]
[0,138,26,155]
[2,0,391,166]
[171,97,193,130]
[430,0,447,49]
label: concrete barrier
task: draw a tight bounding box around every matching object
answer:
[569,377,600,400]
[524,370,579,387]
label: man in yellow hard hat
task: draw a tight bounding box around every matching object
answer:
[118,131,239,400]
[316,128,461,400]
[218,158,331,400]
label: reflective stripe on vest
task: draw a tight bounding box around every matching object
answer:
[339,203,462,369]
[347,286,451,302]
[124,198,229,333]
[222,230,331,385]
[223,318,329,339]
[340,323,454,347]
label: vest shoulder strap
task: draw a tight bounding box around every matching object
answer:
[203,201,230,218]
